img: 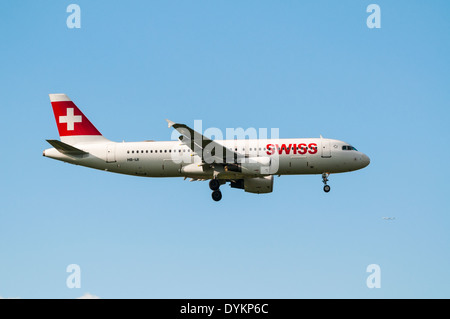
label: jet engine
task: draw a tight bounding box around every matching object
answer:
[230,175,274,194]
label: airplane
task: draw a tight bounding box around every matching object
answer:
[43,94,370,201]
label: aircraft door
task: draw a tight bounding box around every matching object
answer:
[106,143,116,163]
[321,140,331,158]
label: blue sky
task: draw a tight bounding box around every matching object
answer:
[0,1,449,298]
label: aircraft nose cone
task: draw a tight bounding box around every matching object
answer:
[361,154,370,168]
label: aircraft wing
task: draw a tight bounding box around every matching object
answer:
[166,119,242,164]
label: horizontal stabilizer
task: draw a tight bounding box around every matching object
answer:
[46,139,88,156]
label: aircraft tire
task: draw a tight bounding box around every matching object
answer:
[323,185,331,193]
[209,179,220,191]
[211,190,222,201]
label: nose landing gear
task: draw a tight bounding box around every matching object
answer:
[322,173,331,193]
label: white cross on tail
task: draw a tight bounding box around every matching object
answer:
[59,108,82,131]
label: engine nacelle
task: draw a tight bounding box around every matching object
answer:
[230,176,274,194]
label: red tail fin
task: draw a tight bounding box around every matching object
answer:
[49,94,102,137]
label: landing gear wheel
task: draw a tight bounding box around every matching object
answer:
[211,190,222,202]
[322,173,330,193]
[209,179,220,191]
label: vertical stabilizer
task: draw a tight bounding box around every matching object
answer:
[49,94,109,145]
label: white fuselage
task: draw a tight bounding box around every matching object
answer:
[43,138,370,179]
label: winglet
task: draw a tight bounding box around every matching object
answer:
[166,119,175,128]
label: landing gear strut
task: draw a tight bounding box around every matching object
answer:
[209,179,222,201]
[322,173,331,193]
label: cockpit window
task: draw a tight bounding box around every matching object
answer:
[342,145,358,151]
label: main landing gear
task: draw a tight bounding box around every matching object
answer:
[322,173,331,193]
[209,179,222,202]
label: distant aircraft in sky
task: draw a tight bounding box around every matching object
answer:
[43,94,370,201]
